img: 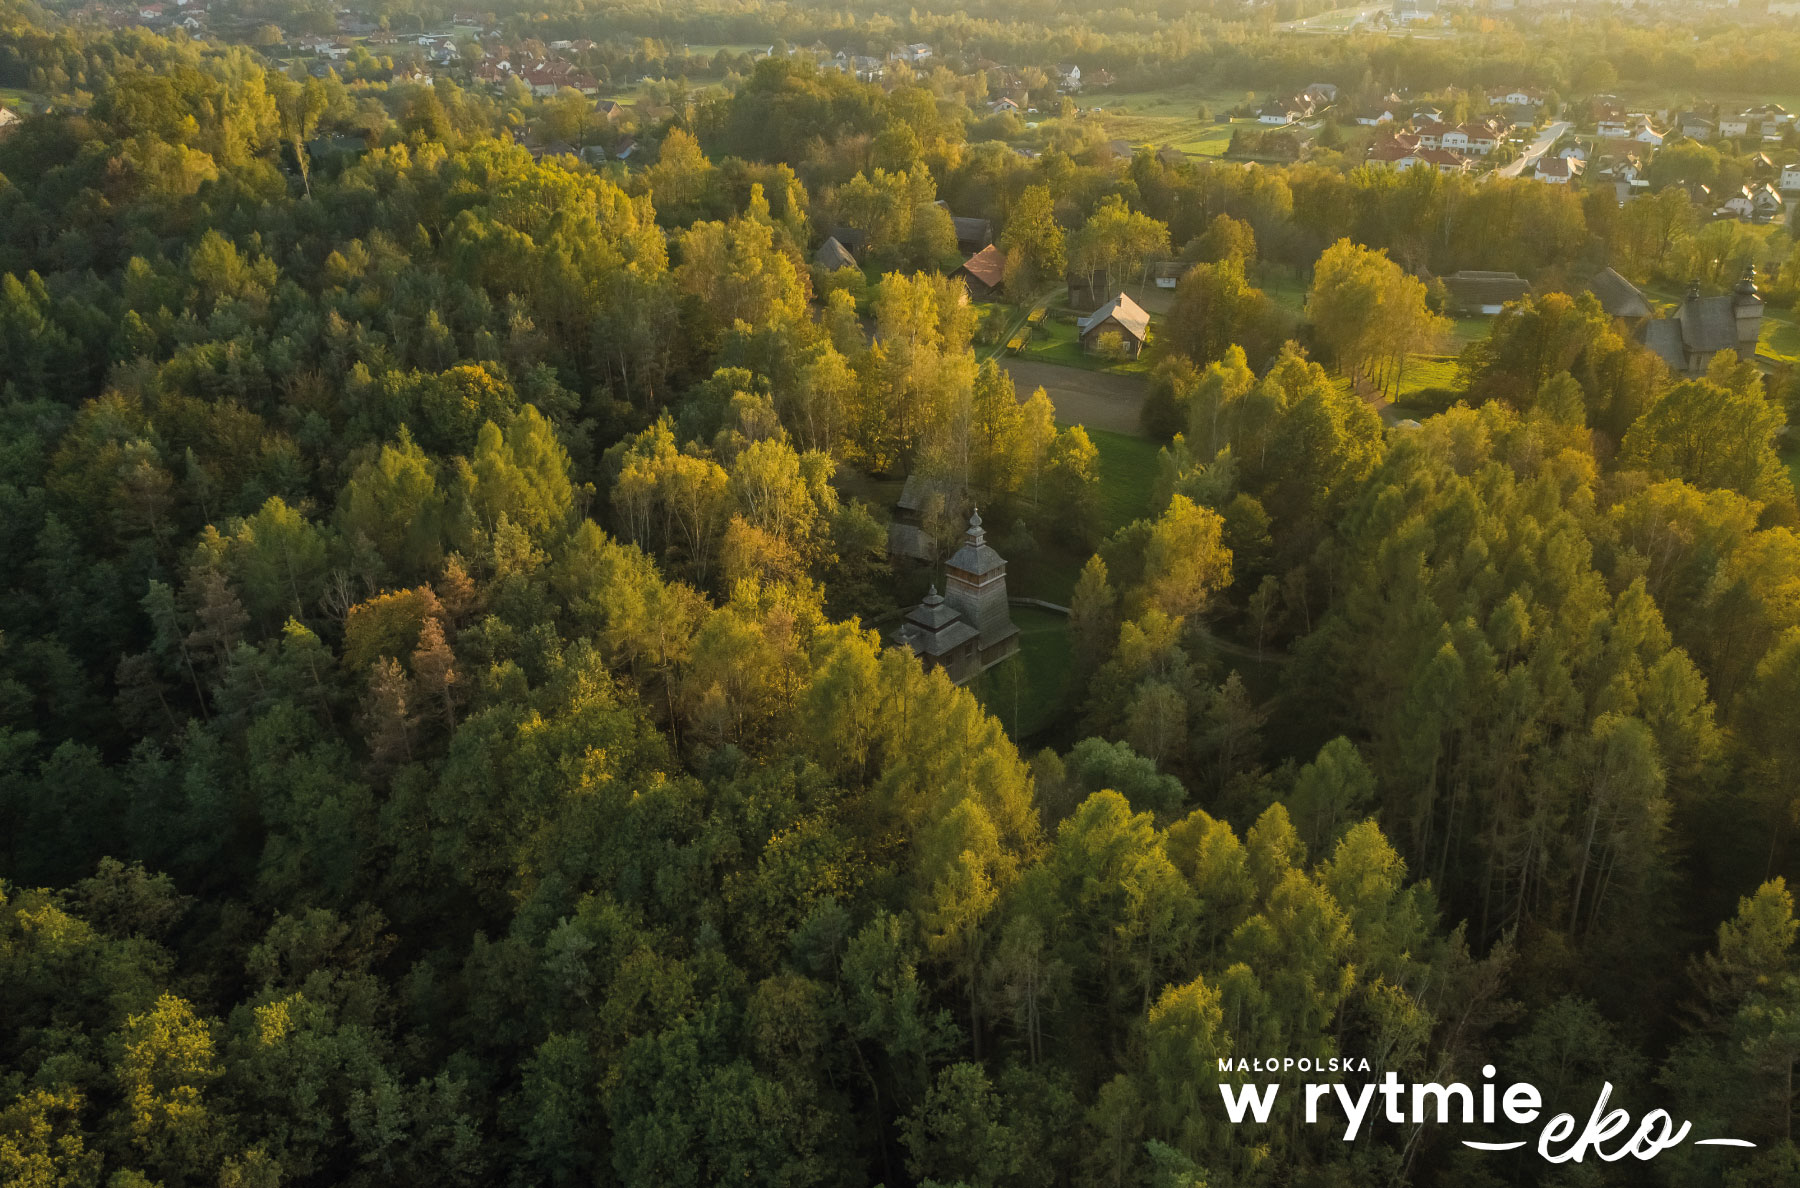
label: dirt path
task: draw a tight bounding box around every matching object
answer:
[1002,360,1151,436]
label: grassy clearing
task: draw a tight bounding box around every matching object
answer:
[971,607,1073,741]
[1262,270,1309,319]
[1393,356,1462,397]
[1762,311,1800,364]
[1449,315,1492,349]
[1002,428,1160,605]
[1306,6,1374,29]
[1085,82,1253,157]
[1088,428,1162,533]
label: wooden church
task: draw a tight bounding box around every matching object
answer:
[894,510,1020,684]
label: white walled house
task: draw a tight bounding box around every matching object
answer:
[1535,156,1581,184]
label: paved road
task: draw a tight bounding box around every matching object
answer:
[1278,2,1387,32]
[1001,360,1150,436]
[1494,120,1571,179]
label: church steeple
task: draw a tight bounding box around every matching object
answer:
[1733,263,1764,353]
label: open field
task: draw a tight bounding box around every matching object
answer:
[1084,82,1255,157]
[1002,360,1150,436]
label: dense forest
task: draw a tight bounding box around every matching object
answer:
[4,1,1800,1186]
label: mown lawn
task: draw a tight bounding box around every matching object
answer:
[1762,311,1800,364]
[1394,355,1462,397]
[1088,428,1161,533]
[1449,315,1493,349]
[971,607,1073,742]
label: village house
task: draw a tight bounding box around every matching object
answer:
[1055,63,1082,90]
[1587,268,1653,322]
[814,236,858,272]
[1366,142,1421,169]
[1465,120,1509,154]
[1152,260,1186,290]
[1354,107,1397,125]
[1535,156,1581,184]
[1066,268,1109,311]
[1782,163,1800,192]
[1077,292,1151,357]
[825,226,867,258]
[894,511,1020,685]
[1487,87,1546,108]
[1719,186,1758,218]
[1441,271,1532,314]
[1641,269,1764,376]
[954,245,1006,301]
[947,214,995,255]
[1718,113,1751,139]
[1594,152,1643,183]
[1364,142,1460,173]
[1744,104,1792,138]
[1679,112,1715,140]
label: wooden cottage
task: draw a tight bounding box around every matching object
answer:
[1077,293,1150,357]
